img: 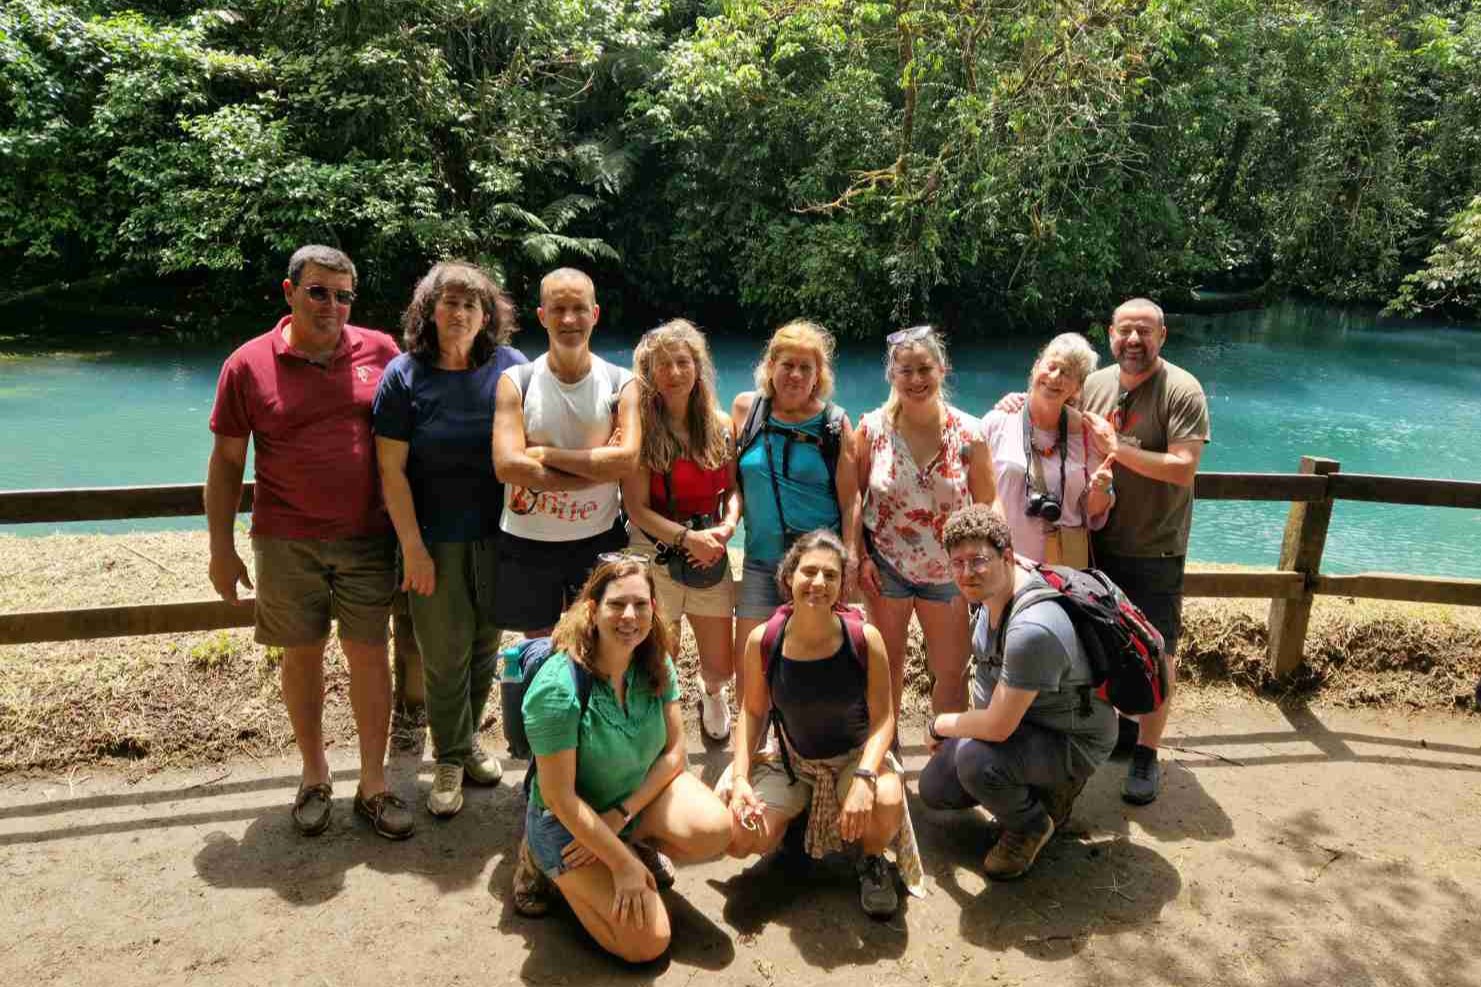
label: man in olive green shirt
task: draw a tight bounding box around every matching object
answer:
[1079,298,1210,805]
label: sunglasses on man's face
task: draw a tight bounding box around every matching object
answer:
[303,284,356,306]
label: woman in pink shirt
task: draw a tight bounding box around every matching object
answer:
[853,327,996,716]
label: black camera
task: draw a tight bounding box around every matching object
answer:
[1025,490,1062,522]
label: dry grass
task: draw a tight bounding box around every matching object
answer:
[2,532,1478,776]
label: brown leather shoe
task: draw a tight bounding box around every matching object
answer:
[1037,774,1090,831]
[291,782,333,836]
[983,813,1055,881]
[354,789,415,841]
[512,837,553,917]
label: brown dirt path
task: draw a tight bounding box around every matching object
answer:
[3,699,1479,987]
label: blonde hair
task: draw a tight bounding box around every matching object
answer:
[1028,332,1099,391]
[881,325,951,423]
[753,320,836,402]
[552,558,673,691]
[633,320,731,473]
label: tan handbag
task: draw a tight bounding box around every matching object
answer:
[1042,526,1091,568]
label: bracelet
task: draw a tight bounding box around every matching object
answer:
[616,801,633,823]
[926,716,944,742]
[852,768,878,788]
[676,528,689,548]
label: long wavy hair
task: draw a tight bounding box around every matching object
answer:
[552,558,673,691]
[634,320,731,473]
[774,528,851,603]
[753,319,837,402]
[881,325,952,424]
[401,260,517,365]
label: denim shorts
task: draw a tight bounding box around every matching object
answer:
[869,547,960,604]
[524,800,639,882]
[735,555,784,620]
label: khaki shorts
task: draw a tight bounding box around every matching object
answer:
[251,534,396,647]
[747,748,898,820]
[627,528,735,622]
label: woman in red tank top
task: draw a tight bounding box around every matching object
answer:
[622,320,742,741]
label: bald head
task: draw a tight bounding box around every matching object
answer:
[540,267,596,306]
[1112,297,1164,328]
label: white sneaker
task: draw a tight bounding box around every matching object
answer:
[700,686,732,742]
[427,762,465,817]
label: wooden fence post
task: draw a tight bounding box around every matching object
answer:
[1267,456,1341,676]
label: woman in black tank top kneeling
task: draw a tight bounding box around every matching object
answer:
[720,530,923,918]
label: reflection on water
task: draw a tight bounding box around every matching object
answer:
[2,301,1478,578]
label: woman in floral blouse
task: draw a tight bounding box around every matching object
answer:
[852,326,997,715]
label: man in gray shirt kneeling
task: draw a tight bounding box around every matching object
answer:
[919,504,1117,880]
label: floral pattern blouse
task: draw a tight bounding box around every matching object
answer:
[860,405,984,586]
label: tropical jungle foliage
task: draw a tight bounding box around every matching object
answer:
[3,0,1480,335]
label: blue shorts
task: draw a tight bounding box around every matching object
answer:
[735,555,784,620]
[870,547,960,604]
[524,800,638,882]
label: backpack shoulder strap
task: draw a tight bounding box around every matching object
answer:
[759,605,793,683]
[837,606,870,671]
[568,658,595,715]
[736,394,772,456]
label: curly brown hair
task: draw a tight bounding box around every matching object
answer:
[774,528,851,602]
[942,504,1013,555]
[552,558,673,691]
[400,260,517,365]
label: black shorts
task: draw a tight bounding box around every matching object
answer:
[492,520,628,631]
[1095,553,1186,656]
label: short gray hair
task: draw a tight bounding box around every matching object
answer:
[1112,297,1164,327]
[1031,332,1099,389]
[287,245,357,288]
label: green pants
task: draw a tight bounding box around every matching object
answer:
[406,538,502,766]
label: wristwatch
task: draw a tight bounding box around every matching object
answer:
[616,801,633,823]
[852,768,878,787]
[926,715,944,742]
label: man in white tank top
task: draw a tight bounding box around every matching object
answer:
[492,268,639,634]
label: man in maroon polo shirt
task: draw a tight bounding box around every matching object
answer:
[205,244,414,840]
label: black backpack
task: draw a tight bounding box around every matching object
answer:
[499,637,594,793]
[1003,563,1168,715]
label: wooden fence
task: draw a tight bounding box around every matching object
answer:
[3,456,1481,676]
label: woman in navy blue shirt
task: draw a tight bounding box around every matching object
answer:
[373,261,527,818]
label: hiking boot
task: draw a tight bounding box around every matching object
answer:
[700,686,732,742]
[291,782,333,836]
[354,789,415,840]
[427,763,465,818]
[631,840,676,890]
[513,837,553,917]
[1121,745,1161,805]
[1038,774,1090,830]
[464,743,504,786]
[982,812,1055,881]
[856,853,899,918]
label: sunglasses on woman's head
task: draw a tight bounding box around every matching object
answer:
[886,325,934,348]
[597,552,650,567]
[303,284,357,306]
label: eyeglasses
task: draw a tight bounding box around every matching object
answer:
[597,552,650,567]
[886,325,934,348]
[303,284,357,306]
[948,554,1001,576]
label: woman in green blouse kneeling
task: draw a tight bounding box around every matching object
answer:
[513,554,734,962]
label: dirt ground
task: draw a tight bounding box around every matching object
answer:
[3,700,1479,987]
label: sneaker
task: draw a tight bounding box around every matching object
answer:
[1037,774,1090,830]
[1121,745,1161,805]
[856,853,899,918]
[631,840,676,890]
[427,763,465,817]
[464,743,504,786]
[512,837,553,917]
[982,812,1055,881]
[291,782,333,836]
[700,686,732,742]
[354,788,415,840]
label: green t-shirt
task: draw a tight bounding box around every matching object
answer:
[522,651,681,813]
[1081,359,1210,558]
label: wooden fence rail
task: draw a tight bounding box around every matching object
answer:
[3,462,1481,674]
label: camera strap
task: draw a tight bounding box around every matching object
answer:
[1021,405,1068,502]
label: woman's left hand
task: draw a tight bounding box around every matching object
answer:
[561,807,628,870]
[839,777,876,843]
[1083,411,1119,463]
[685,529,727,566]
